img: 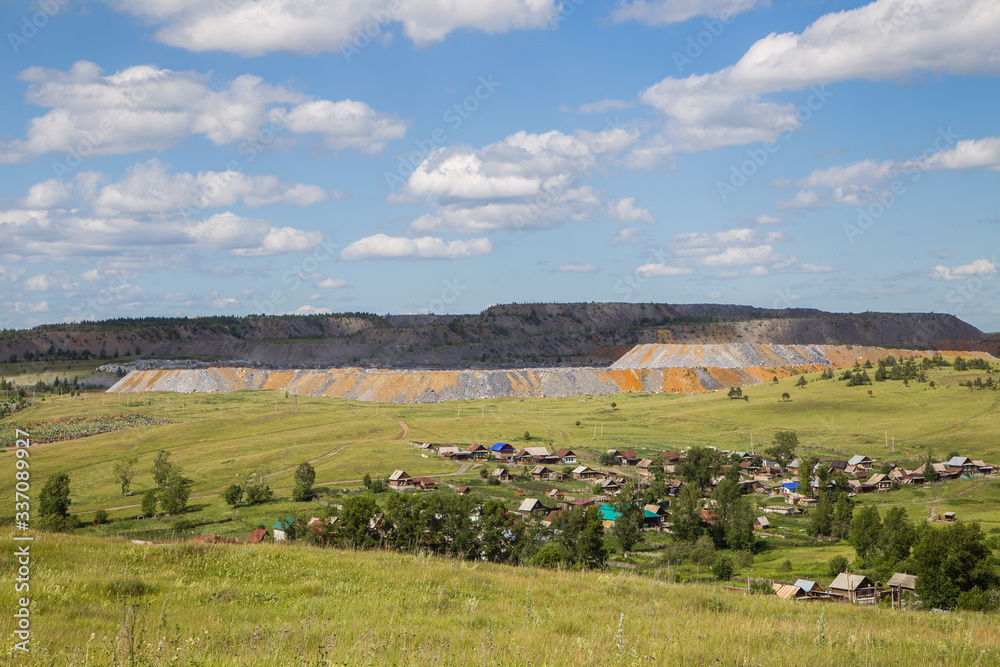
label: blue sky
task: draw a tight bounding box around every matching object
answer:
[1,0,998,332]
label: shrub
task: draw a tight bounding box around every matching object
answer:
[750,582,774,595]
[712,555,734,581]
[828,555,848,577]
[733,550,754,567]
[94,509,109,525]
[779,559,792,573]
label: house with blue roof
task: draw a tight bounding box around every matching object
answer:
[272,516,296,541]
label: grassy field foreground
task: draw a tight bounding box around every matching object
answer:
[2,532,1000,666]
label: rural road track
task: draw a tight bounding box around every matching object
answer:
[396,420,410,440]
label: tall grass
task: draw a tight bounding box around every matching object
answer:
[2,531,999,665]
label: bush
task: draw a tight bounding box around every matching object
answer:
[292,484,314,502]
[141,489,157,516]
[750,582,774,595]
[827,555,849,578]
[531,544,567,569]
[955,587,999,612]
[487,476,500,486]
[712,555,734,581]
[173,518,196,532]
[94,509,109,525]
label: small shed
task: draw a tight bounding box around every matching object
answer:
[388,470,412,488]
[272,517,296,542]
[753,516,770,530]
[247,527,271,544]
[829,573,876,602]
[491,468,511,482]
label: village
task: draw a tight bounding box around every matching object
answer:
[202,436,996,608]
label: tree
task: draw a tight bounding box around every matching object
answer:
[39,472,75,531]
[712,554,734,581]
[727,386,742,399]
[807,492,833,537]
[671,483,704,542]
[94,509,109,525]
[780,392,791,401]
[294,462,316,488]
[338,495,381,549]
[293,462,316,501]
[244,474,274,505]
[828,555,849,577]
[913,522,999,609]
[523,430,531,441]
[612,483,644,552]
[923,457,936,484]
[710,477,741,547]
[599,451,617,467]
[577,507,608,568]
[680,446,720,492]
[796,375,808,388]
[725,496,757,553]
[767,431,798,465]
[879,506,916,563]
[112,453,138,497]
[159,466,192,515]
[363,472,372,489]
[849,505,882,561]
[141,489,157,516]
[798,457,814,499]
[151,450,173,488]
[221,484,243,507]
[480,499,524,564]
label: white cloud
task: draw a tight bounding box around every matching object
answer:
[340,234,493,261]
[606,197,655,223]
[929,258,997,281]
[797,263,836,273]
[610,226,643,245]
[211,297,239,309]
[577,99,634,114]
[401,127,643,233]
[105,0,560,55]
[612,0,766,26]
[754,214,783,225]
[705,291,722,298]
[557,264,600,273]
[0,61,406,163]
[636,0,1000,156]
[635,263,693,277]
[23,273,70,292]
[91,159,334,214]
[0,266,26,284]
[775,190,827,210]
[318,278,349,289]
[22,179,73,209]
[780,135,1000,205]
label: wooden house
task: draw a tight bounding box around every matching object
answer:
[491,468,511,482]
[517,498,547,517]
[272,517,296,542]
[572,465,599,480]
[247,527,271,544]
[753,516,770,530]
[388,470,413,488]
[554,449,577,464]
[466,444,490,460]
[829,573,876,602]
[847,455,874,471]
[531,465,554,481]
[490,442,515,460]
[887,573,917,606]
[412,477,438,490]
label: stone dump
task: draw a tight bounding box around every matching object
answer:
[107,344,995,403]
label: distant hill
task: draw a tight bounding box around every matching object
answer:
[0,303,992,368]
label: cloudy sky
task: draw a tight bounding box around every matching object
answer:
[1,0,998,331]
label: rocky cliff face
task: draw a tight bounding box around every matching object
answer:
[2,303,988,369]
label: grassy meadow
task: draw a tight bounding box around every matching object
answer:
[1,360,1000,664]
[3,531,1000,666]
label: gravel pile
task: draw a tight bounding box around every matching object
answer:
[610,343,833,369]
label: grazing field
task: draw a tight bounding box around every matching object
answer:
[1,531,999,666]
[2,363,999,517]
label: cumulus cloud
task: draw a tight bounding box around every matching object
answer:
[929,258,997,281]
[635,263,693,277]
[0,61,407,163]
[557,264,600,273]
[634,0,1000,157]
[641,226,828,276]
[340,234,493,261]
[104,0,560,55]
[612,0,766,25]
[610,226,644,245]
[777,134,1000,205]
[318,278,349,289]
[401,127,644,233]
